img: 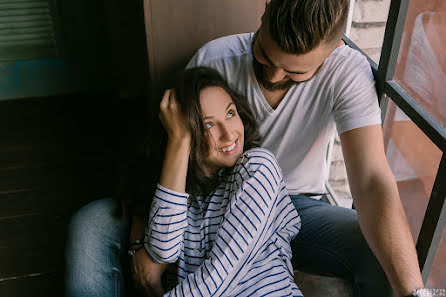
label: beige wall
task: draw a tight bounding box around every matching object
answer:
[143,0,265,96]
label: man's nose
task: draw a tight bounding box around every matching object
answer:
[266,67,286,83]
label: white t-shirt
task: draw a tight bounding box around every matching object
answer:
[187,33,381,196]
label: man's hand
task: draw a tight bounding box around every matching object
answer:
[131,248,167,297]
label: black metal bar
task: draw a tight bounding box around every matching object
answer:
[384,81,446,152]
[417,154,446,282]
[376,0,409,100]
[380,95,390,123]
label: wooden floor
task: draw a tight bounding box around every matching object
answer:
[0,93,147,296]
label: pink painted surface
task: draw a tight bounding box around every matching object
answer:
[383,103,445,288]
[395,1,446,128]
[384,0,446,288]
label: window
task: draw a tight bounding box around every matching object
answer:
[347,0,446,288]
[0,0,111,101]
[0,0,59,62]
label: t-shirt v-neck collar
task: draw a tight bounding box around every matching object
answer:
[248,64,295,114]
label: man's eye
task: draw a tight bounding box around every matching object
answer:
[204,122,213,129]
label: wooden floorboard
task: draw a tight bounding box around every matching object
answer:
[0,93,147,296]
[0,214,67,278]
[0,184,112,218]
[0,273,63,297]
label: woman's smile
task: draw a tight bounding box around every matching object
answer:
[216,138,239,154]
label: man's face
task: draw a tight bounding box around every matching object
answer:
[252,25,336,91]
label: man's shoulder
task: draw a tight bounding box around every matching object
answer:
[330,45,372,74]
[319,45,375,92]
[188,33,254,67]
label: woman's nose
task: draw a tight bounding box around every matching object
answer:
[219,124,233,141]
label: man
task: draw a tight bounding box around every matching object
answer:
[66,0,426,296]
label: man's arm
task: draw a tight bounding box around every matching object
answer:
[340,124,423,297]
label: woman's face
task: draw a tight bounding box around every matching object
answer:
[199,86,245,174]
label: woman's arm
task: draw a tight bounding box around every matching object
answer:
[164,149,300,297]
[145,184,188,263]
[144,89,191,262]
[158,89,191,192]
[131,215,168,297]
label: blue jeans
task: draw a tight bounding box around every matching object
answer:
[65,198,130,297]
[65,196,392,297]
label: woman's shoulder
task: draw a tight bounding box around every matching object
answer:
[241,147,277,161]
[224,147,284,199]
[234,147,282,177]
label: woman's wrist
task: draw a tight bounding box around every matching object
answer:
[166,136,191,157]
[128,217,147,256]
[128,239,146,256]
[167,134,191,147]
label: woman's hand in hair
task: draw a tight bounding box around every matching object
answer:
[159,89,191,142]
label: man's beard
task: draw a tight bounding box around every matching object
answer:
[251,34,296,91]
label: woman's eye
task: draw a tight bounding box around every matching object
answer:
[227,110,236,118]
[204,122,213,129]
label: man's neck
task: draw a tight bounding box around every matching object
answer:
[259,84,292,109]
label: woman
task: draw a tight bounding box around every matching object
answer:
[144,67,303,297]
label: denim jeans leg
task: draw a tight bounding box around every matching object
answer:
[290,195,392,297]
[65,198,130,297]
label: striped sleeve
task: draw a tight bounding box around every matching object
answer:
[144,184,189,264]
[165,149,284,297]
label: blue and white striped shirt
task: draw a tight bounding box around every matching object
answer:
[145,148,303,296]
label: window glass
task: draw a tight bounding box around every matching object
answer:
[394,1,446,128]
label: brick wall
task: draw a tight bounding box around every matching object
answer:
[350,0,390,62]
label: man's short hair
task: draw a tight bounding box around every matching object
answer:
[264,0,350,54]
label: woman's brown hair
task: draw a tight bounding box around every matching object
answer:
[168,67,261,196]
[118,67,262,216]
